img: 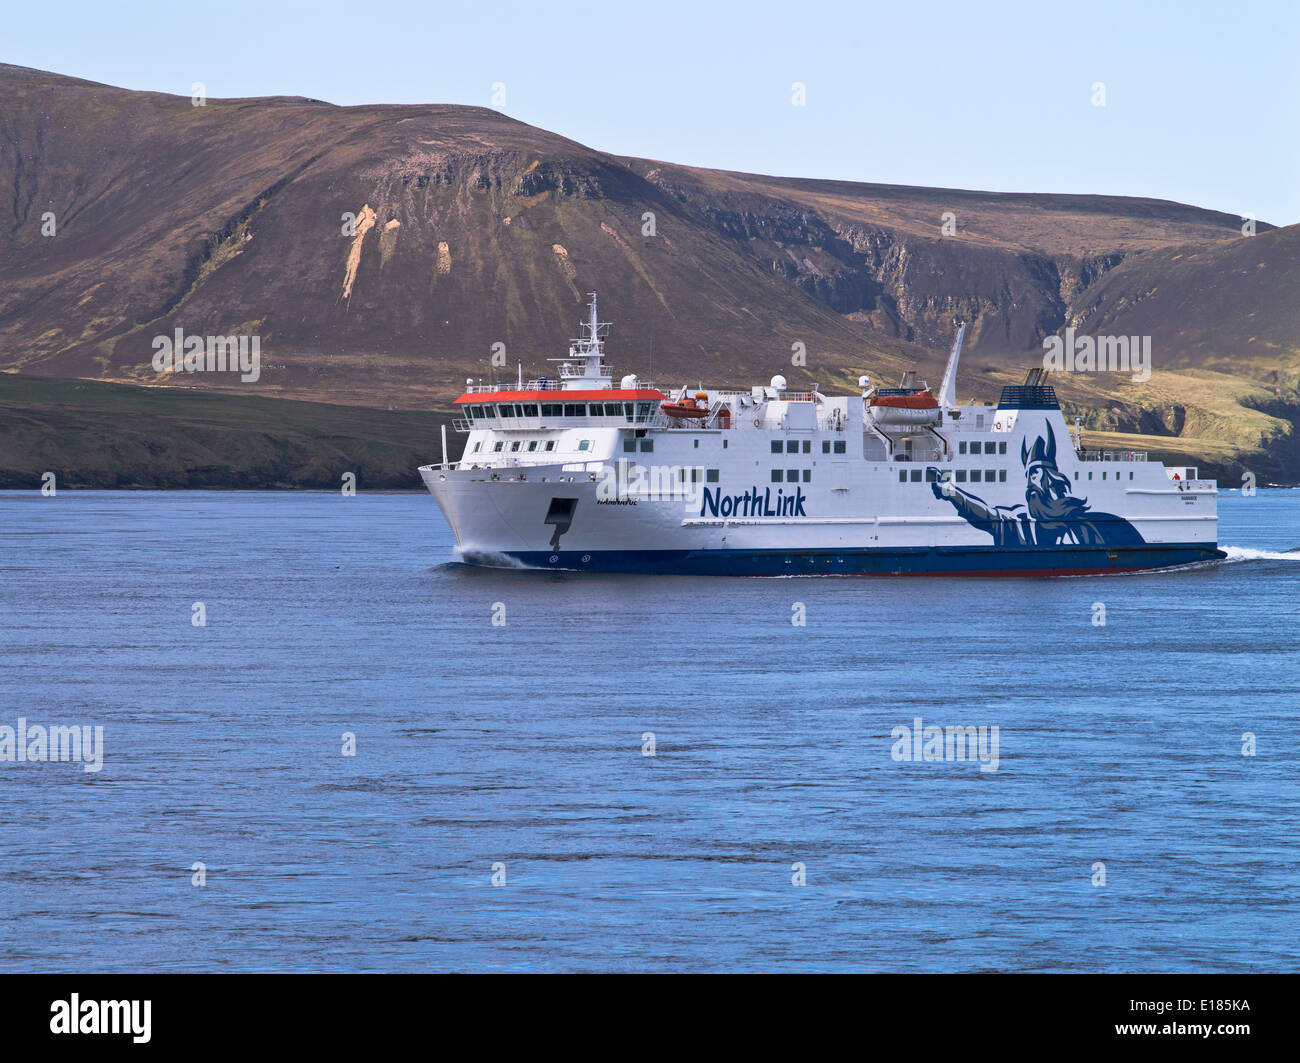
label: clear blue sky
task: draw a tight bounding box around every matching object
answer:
[8,0,1299,224]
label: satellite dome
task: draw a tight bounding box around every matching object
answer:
[770,374,788,390]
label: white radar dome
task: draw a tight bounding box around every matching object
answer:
[620,374,638,389]
[770,374,788,390]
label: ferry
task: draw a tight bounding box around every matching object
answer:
[420,295,1224,575]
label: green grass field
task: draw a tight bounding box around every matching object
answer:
[0,374,459,489]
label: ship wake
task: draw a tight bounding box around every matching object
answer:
[449,546,539,570]
[1219,546,1300,563]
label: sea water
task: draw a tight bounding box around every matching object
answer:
[0,489,1296,971]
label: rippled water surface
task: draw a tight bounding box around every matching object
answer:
[1,489,1297,971]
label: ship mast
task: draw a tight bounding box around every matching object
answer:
[553,291,613,389]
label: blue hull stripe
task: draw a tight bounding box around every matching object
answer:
[482,543,1226,576]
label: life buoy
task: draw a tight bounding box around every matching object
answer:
[753,417,761,427]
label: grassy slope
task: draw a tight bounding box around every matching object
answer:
[0,373,456,488]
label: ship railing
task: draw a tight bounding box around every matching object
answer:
[464,376,658,394]
[463,380,568,393]
[1079,449,1147,462]
[648,408,850,431]
[457,412,663,433]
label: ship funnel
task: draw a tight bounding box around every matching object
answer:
[937,322,965,410]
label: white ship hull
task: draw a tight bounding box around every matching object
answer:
[422,459,1221,576]
[422,297,1223,576]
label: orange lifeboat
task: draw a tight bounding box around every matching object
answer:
[869,388,941,426]
[662,395,710,419]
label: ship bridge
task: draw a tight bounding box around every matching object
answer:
[452,293,665,431]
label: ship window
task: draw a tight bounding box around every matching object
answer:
[786,441,798,454]
[624,403,634,417]
[898,470,907,483]
[1088,471,1093,480]
[1129,471,1134,480]
[986,469,995,481]
[498,405,513,418]
[707,469,719,482]
[528,441,539,451]
[771,469,782,482]
[787,469,798,482]
[541,403,562,417]
[999,442,1007,455]
[693,439,699,448]
[959,441,967,454]
[510,441,521,452]
[693,468,702,483]
[833,441,846,454]
[493,441,504,452]
[545,441,556,451]
[623,439,636,452]
[984,442,996,455]
[970,469,981,482]
[1074,471,1079,480]
[956,470,967,482]
[640,439,653,452]
[822,440,831,453]
[1102,471,1107,479]
[510,405,522,417]
[771,441,783,454]
[802,470,811,482]
[925,469,937,482]
[602,403,619,416]
[723,440,728,449]
[563,404,585,417]
[802,440,811,453]
[578,440,592,451]
[999,470,1006,482]
[472,442,482,453]
[636,402,653,419]
[910,469,922,482]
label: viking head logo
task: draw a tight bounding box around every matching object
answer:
[1019,424,1087,523]
[930,421,1146,548]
